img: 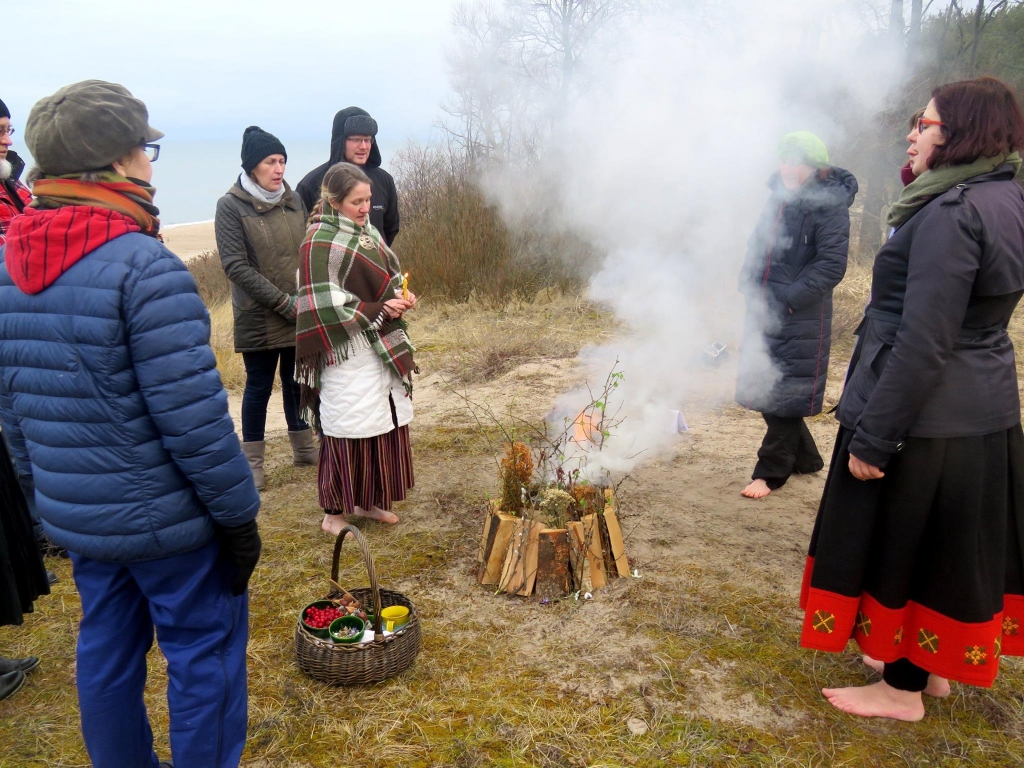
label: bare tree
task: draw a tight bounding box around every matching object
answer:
[441,0,642,166]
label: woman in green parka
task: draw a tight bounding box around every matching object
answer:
[215,126,317,489]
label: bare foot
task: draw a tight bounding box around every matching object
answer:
[862,655,950,698]
[741,479,771,499]
[353,506,399,525]
[321,515,354,537]
[862,654,884,673]
[822,681,925,721]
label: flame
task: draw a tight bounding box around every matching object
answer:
[573,413,599,444]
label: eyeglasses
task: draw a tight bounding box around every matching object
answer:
[0,127,15,138]
[916,118,944,134]
[142,143,160,162]
[346,137,373,147]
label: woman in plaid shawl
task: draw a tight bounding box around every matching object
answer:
[296,163,417,534]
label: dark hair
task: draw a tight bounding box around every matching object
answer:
[908,107,925,131]
[928,77,1024,169]
[320,161,371,208]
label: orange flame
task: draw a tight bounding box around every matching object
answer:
[573,413,599,444]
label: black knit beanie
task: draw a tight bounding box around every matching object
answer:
[0,98,10,120]
[240,125,286,174]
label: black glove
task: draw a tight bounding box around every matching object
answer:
[216,520,262,596]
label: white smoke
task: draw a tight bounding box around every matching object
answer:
[476,0,905,480]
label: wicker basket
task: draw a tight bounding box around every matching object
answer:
[295,524,421,685]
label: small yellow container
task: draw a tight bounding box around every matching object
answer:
[380,605,410,632]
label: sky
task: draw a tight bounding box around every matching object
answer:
[3,0,461,149]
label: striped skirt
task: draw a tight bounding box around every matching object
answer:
[318,426,414,515]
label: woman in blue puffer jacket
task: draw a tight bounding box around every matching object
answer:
[0,81,260,768]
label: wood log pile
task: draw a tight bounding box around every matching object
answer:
[476,488,630,597]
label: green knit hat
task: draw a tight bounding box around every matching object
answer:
[777,131,829,168]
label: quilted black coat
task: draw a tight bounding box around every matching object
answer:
[736,167,858,417]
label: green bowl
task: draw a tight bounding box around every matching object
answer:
[301,600,337,639]
[329,615,366,644]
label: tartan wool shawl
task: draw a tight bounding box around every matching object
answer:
[295,202,416,423]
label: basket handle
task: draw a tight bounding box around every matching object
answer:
[331,525,383,634]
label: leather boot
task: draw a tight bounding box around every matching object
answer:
[0,670,25,702]
[288,428,319,466]
[0,655,39,674]
[242,441,265,490]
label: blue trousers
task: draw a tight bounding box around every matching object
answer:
[71,540,249,768]
[241,347,306,442]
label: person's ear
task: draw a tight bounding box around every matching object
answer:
[111,148,137,177]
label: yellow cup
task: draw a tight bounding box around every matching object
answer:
[380,605,410,632]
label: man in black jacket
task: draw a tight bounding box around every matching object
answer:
[297,107,400,245]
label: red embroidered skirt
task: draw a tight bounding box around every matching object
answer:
[317,427,414,515]
[801,425,1024,687]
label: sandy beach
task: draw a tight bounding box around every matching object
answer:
[162,221,216,261]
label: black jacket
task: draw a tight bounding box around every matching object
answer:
[296,107,400,245]
[838,164,1024,467]
[737,167,858,418]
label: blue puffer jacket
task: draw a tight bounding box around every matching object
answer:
[0,224,260,563]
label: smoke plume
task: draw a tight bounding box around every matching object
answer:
[473,0,905,480]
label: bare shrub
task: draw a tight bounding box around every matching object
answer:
[186,250,231,307]
[392,144,588,306]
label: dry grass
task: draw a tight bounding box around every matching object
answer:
[7,247,1024,767]
[8,434,1024,767]
[831,258,872,354]
[410,290,615,385]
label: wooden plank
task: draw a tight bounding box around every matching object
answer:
[477,510,499,573]
[535,528,570,599]
[603,507,630,578]
[516,520,544,596]
[479,513,518,585]
[567,521,589,592]
[581,514,607,590]
[597,513,617,579]
[499,517,532,593]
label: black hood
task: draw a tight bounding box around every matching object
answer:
[767,166,858,210]
[328,106,382,169]
[6,150,25,181]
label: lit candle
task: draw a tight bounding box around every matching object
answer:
[402,272,409,301]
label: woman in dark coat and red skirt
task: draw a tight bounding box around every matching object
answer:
[737,132,858,499]
[801,77,1024,721]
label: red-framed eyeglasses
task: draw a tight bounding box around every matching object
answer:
[916,118,944,134]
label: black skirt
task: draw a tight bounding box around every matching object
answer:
[0,436,49,627]
[800,424,1024,687]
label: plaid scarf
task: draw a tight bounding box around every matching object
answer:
[295,201,416,427]
[31,171,160,235]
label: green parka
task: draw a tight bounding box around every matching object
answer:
[215,180,306,353]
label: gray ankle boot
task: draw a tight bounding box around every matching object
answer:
[288,428,319,466]
[242,441,265,490]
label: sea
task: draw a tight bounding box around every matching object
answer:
[35,139,397,228]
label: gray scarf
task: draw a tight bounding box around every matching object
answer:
[239,172,285,205]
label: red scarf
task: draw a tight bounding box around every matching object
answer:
[4,206,142,295]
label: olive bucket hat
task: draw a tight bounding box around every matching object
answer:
[25,80,163,175]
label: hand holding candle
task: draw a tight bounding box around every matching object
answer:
[402,272,409,301]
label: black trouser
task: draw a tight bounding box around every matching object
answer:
[752,414,823,489]
[241,348,306,442]
[882,658,929,692]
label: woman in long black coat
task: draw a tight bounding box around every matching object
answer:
[737,132,858,499]
[0,425,49,700]
[801,77,1024,721]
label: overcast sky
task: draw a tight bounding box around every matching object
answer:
[4,0,460,148]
